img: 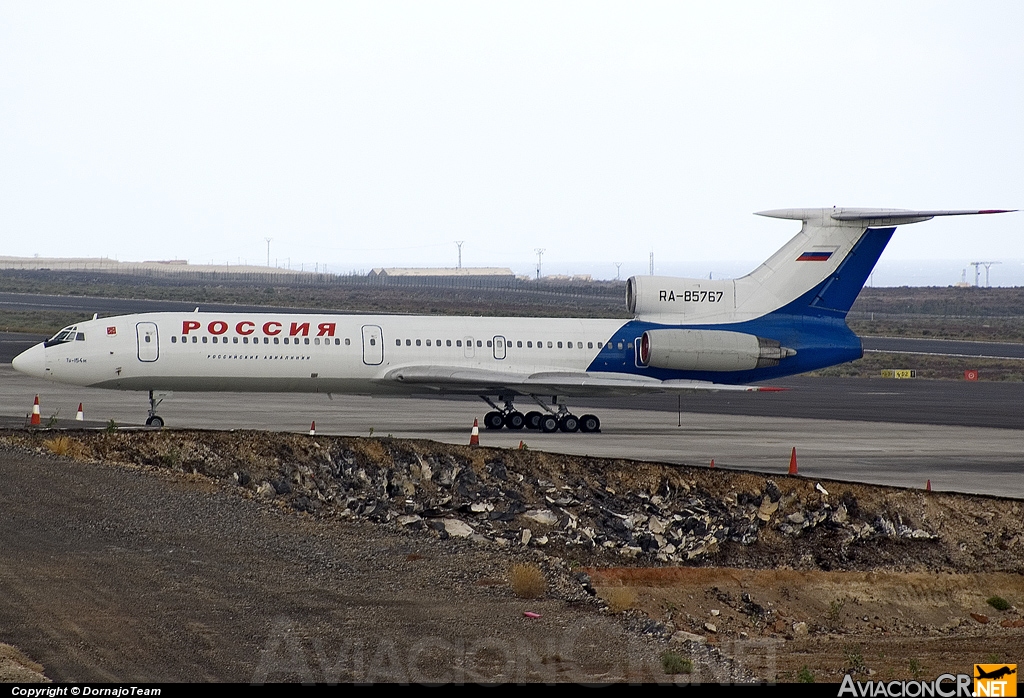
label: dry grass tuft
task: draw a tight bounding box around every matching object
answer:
[43,436,86,459]
[602,585,638,613]
[508,563,547,599]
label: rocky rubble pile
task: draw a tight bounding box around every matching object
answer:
[51,430,946,566]
[9,428,1021,572]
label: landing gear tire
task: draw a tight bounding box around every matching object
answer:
[145,415,164,428]
[539,415,559,433]
[558,414,580,433]
[504,411,526,429]
[484,411,505,430]
[524,411,543,430]
[579,414,601,433]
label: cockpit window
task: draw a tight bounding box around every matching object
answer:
[76,333,86,341]
[44,327,78,348]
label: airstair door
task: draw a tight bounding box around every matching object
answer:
[361,325,384,365]
[136,322,160,362]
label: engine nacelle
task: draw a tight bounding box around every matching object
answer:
[626,275,736,321]
[638,329,796,372]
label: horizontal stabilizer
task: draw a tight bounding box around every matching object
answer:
[757,208,1015,227]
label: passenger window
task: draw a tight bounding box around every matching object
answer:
[547,341,552,348]
[597,342,603,348]
[517,341,522,348]
[416,339,421,346]
[588,342,593,349]
[506,340,512,347]
[406,339,411,346]
[233,337,239,344]
[457,340,462,347]
[436,339,441,346]
[211,337,217,344]
[628,342,634,349]
[243,337,249,344]
[202,337,208,344]
[617,342,623,350]
[486,340,492,347]
[304,338,310,345]
[314,338,320,345]
[192,336,198,343]
[396,339,401,346]
[476,340,482,347]
[264,337,270,344]
[557,341,562,348]
[171,336,177,343]
[342,338,348,345]
[527,341,532,348]
[283,338,289,344]
[446,340,452,346]
[274,337,279,344]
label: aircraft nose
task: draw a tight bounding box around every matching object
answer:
[12,343,47,379]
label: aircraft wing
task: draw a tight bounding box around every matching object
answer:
[381,365,778,396]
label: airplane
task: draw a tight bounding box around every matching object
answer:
[12,207,1013,433]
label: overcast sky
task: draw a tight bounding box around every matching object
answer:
[1,2,1021,279]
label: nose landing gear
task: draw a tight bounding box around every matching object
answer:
[145,390,165,428]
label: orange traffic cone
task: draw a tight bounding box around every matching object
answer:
[469,418,480,446]
[926,479,931,492]
[76,403,84,421]
[710,459,715,469]
[30,395,40,425]
[788,447,798,475]
[309,421,316,436]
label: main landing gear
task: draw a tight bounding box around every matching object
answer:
[145,390,165,428]
[480,396,600,434]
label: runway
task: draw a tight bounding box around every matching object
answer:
[2,363,1021,499]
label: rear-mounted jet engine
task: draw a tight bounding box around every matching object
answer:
[637,329,797,372]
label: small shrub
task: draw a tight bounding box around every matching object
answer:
[986,595,1011,611]
[105,419,118,433]
[797,665,815,683]
[661,651,692,675]
[826,598,846,629]
[909,658,925,680]
[603,586,637,613]
[508,563,546,599]
[43,436,85,459]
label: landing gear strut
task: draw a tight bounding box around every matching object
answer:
[145,390,164,428]
[480,395,600,434]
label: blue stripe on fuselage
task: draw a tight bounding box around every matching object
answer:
[586,227,895,384]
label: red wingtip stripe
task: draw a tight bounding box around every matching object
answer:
[978,209,1016,214]
[755,386,789,392]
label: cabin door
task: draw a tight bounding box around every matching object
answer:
[136,322,160,362]
[361,325,384,365]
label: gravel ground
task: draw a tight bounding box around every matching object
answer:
[0,442,742,683]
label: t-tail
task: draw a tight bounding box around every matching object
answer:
[614,208,1014,383]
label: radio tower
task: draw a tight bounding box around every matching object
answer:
[535,248,545,279]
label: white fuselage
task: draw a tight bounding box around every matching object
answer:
[19,312,630,396]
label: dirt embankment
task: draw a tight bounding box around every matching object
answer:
[4,428,1022,575]
[3,428,1022,683]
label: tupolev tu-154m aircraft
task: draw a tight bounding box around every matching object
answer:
[12,208,1013,433]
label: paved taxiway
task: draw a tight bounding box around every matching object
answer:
[2,363,1021,499]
